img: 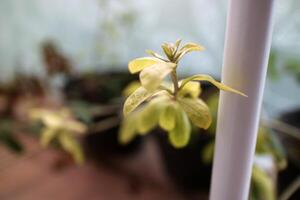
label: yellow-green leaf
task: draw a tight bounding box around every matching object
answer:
[137,102,160,134]
[202,141,215,164]
[123,81,141,97]
[178,97,212,129]
[118,114,137,145]
[180,74,247,97]
[123,86,154,116]
[128,57,160,74]
[175,42,205,61]
[41,113,62,128]
[178,81,201,98]
[159,103,177,131]
[161,43,174,60]
[145,50,167,61]
[140,62,176,92]
[168,107,191,148]
[40,128,57,147]
[174,39,182,50]
[251,165,276,200]
[59,133,84,164]
[64,120,87,134]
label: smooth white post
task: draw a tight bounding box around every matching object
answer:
[209,0,275,200]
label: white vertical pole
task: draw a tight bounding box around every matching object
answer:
[209,0,275,200]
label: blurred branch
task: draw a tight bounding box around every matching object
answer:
[89,116,120,134]
[279,176,300,200]
[262,118,300,140]
[89,103,120,117]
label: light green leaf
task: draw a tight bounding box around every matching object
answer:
[123,86,154,116]
[159,102,177,131]
[145,50,167,61]
[118,114,137,145]
[40,128,57,147]
[140,62,176,92]
[251,165,275,200]
[180,74,247,97]
[202,141,215,164]
[123,81,141,97]
[42,113,63,129]
[59,133,84,164]
[137,102,161,134]
[65,120,87,134]
[128,57,160,74]
[168,107,191,148]
[161,43,174,60]
[174,39,182,50]
[178,97,212,129]
[178,81,201,98]
[175,42,205,61]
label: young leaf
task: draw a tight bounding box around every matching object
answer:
[180,74,247,97]
[161,43,174,60]
[178,81,201,98]
[174,39,182,51]
[175,42,205,61]
[123,86,154,116]
[140,62,176,92]
[159,102,178,131]
[128,57,160,73]
[145,50,167,61]
[178,97,212,129]
[168,107,191,148]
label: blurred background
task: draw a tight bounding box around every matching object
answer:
[0,0,299,199]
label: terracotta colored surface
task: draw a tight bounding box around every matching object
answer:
[0,135,207,200]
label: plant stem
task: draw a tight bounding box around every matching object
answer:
[171,70,179,96]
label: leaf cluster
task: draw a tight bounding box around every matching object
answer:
[29,108,87,164]
[120,40,246,148]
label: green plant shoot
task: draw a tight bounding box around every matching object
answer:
[30,108,87,164]
[120,40,246,148]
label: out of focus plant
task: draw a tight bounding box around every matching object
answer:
[119,40,246,148]
[285,57,300,83]
[29,108,87,164]
[267,51,279,81]
[202,94,287,200]
[42,41,72,77]
[250,165,276,200]
[267,50,300,83]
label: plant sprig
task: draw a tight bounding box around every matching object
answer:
[30,108,87,164]
[120,40,246,148]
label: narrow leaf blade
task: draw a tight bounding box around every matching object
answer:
[180,74,247,97]
[176,42,205,60]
